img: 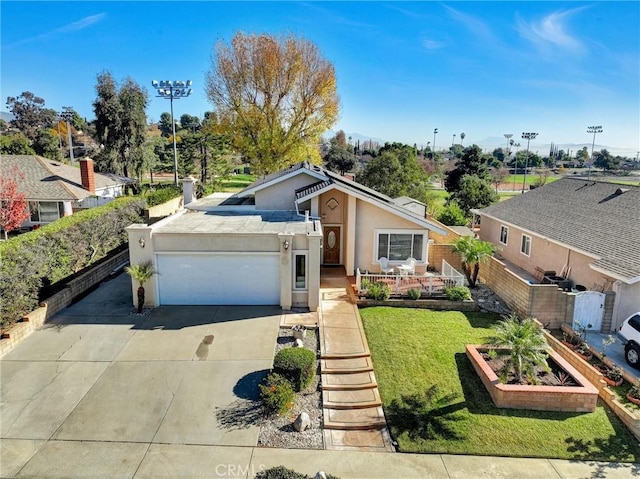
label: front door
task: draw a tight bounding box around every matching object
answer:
[323,226,340,264]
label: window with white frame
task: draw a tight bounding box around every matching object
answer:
[500,225,509,245]
[29,201,64,223]
[293,253,307,290]
[376,231,425,262]
[521,234,531,256]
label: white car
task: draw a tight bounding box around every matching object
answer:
[617,312,640,369]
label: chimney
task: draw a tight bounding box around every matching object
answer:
[79,158,96,193]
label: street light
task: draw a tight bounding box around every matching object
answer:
[151,80,193,186]
[521,132,538,193]
[433,128,438,159]
[61,106,75,166]
[452,133,456,146]
[587,125,603,181]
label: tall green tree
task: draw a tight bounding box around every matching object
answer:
[5,91,57,142]
[360,143,431,203]
[206,32,339,174]
[593,149,619,171]
[450,174,498,215]
[93,72,148,178]
[444,145,489,194]
[324,136,355,175]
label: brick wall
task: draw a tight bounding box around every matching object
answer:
[466,344,598,412]
[428,244,463,272]
[0,249,130,357]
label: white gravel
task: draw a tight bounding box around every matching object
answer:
[258,327,324,450]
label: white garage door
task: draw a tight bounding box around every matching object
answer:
[156,253,280,305]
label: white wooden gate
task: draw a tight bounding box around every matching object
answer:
[573,291,605,332]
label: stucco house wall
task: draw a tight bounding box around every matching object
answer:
[480,216,608,290]
[354,199,430,274]
[255,173,320,210]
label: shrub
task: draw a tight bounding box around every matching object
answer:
[443,285,471,301]
[254,466,339,479]
[437,201,467,226]
[0,197,143,327]
[144,185,181,207]
[259,373,295,415]
[407,288,421,300]
[273,347,316,392]
[366,281,391,301]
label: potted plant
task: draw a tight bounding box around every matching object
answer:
[574,341,593,361]
[602,365,624,387]
[626,385,640,406]
[562,331,582,350]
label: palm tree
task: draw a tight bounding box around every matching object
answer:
[125,261,156,313]
[460,132,466,146]
[486,314,550,384]
[452,236,495,288]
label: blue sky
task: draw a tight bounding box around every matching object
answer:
[2,1,639,155]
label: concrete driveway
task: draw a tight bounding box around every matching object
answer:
[585,330,640,379]
[0,273,281,478]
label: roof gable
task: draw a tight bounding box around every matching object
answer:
[236,161,327,197]
[0,155,133,201]
[476,178,640,282]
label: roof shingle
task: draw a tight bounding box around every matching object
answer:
[477,178,640,282]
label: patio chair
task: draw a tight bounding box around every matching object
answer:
[379,257,395,274]
[401,257,416,275]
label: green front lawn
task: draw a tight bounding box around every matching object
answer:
[220,173,256,191]
[360,307,639,461]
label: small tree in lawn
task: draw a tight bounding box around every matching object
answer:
[0,165,30,240]
[125,261,156,313]
[453,236,495,288]
[486,314,550,384]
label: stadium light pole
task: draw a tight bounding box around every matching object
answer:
[511,142,520,191]
[151,80,193,186]
[587,125,603,181]
[432,128,438,159]
[503,133,513,166]
[521,132,538,193]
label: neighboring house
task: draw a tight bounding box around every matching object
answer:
[474,178,640,330]
[0,155,134,229]
[126,161,446,311]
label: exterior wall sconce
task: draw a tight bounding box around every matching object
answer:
[139,237,145,248]
[283,240,290,251]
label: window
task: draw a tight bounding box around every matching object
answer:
[29,201,64,222]
[376,231,424,262]
[500,226,508,245]
[521,234,531,256]
[294,253,307,290]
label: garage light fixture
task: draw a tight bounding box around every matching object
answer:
[139,237,145,248]
[283,240,290,251]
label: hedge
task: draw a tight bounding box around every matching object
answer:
[0,197,143,327]
[144,185,181,207]
[273,347,316,392]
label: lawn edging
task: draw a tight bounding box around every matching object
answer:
[357,298,477,311]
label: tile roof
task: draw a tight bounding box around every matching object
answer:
[477,178,640,282]
[1,155,133,201]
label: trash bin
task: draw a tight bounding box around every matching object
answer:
[575,284,587,292]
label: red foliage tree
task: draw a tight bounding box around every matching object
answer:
[0,165,30,239]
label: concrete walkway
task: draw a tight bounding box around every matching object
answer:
[318,267,394,452]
